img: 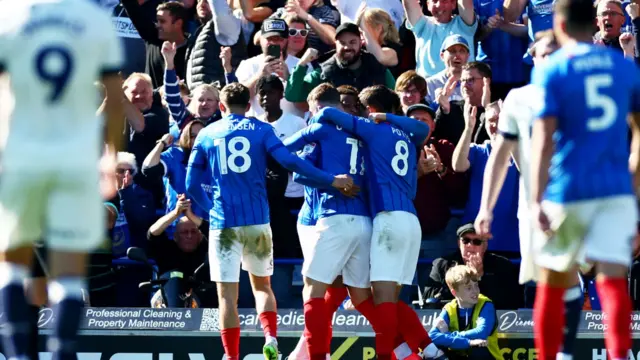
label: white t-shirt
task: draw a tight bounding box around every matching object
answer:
[236,54,311,119]
[260,112,308,198]
[332,0,405,29]
[0,0,123,169]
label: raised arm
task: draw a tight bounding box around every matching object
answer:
[209,0,242,46]
[282,123,325,152]
[402,0,425,28]
[451,105,476,172]
[121,0,162,45]
[375,113,430,145]
[503,0,528,24]
[313,107,378,141]
[162,42,190,127]
[458,0,476,25]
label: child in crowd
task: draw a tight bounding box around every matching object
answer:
[428,265,503,359]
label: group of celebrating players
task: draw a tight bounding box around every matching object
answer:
[1,0,640,360]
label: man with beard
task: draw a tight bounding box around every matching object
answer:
[237,18,311,118]
[284,22,396,103]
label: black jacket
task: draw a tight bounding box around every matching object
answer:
[319,51,388,90]
[424,251,524,310]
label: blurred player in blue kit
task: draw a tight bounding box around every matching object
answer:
[0,1,125,360]
[312,85,446,360]
[526,0,640,358]
[185,83,353,360]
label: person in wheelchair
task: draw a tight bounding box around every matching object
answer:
[147,194,214,307]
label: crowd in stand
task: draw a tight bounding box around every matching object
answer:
[86,0,640,309]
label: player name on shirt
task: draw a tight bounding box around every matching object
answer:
[572,53,614,72]
[226,122,257,131]
[23,16,85,35]
[391,127,413,143]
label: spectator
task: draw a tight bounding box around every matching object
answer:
[147,194,216,308]
[594,0,626,51]
[257,75,308,258]
[333,0,406,29]
[452,100,519,254]
[424,224,523,310]
[433,62,492,145]
[285,0,341,55]
[162,41,222,130]
[503,0,553,63]
[186,0,246,90]
[120,73,170,203]
[285,23,395,103]
[408,104,469,258]
[122,0,189,88]
[474,3,529,101]
[625,2,640,62]
[237,18,312,117]
[428,265,503,359]
[285,14,311,58]
[425,35,468,109]
[110,0,151,76]
[142,120,209,221]
[402,0,477,77]
[395,70,428,113]
[358,8,404,78]
[109,152,157,253]
[337,85,363,116]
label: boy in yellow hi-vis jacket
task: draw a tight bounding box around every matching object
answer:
[427,265,503,360]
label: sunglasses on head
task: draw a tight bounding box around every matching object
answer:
[289,29,309,37]
[461,237,484,246]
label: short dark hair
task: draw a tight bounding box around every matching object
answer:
[337,85,359,97]
[359,85,400,114]
[307,83,341,105]
[220,83,251,108]
[555,0,597,34]
[157,2,188,29]
[462,61,492,80]
[256,74,284,94]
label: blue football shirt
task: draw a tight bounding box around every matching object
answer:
[186,114,335,229]
[161,146,211,219]
[294,144,321,226]
[284,120,370,219]
[532,43,640,203]
[313,108,430,216]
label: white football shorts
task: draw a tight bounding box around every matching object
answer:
[298,215,372,288]
[534,195,638,271]
[209,224,274,282]
[0,167,103,252]
[370,211,421,285]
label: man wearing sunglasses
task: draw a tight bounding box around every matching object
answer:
[423,223,522,310]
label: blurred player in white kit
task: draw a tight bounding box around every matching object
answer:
[0,1,124,359]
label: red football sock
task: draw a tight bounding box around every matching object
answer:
[375,302,399,360]
[259,311,278,338]
[220,327,240,360]
[354,297,379,331]
[304,298,329,360]
[533,284,565,360]
[596,276,632,359]
[397,301,431,351]
[325,287,348,349]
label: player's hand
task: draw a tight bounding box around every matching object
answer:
[530,202,552,237]
[161,41,177,65]
[470,339,488,347]
[481,77,492,108]
[300,48,319,66]
[368,112,387,124]
[463,103,477,129]
[627,3,640,20]
[474,210,493,238]
[338,183,361,198]
[331,174,354,193]
[220,47,233,74]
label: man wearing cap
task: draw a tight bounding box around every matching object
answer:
[236,18,312,118]
[284,22,396,103]
[425,35,470,110]
[408,104,471,258]
[423,223,523,310]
